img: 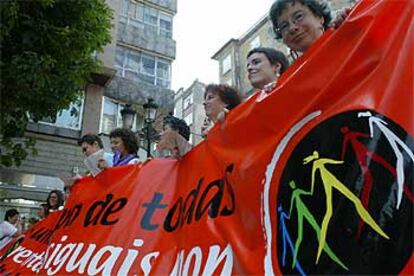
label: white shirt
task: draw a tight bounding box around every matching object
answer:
[0,221,17,250]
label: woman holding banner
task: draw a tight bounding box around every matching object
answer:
[246,47,289,93]
[157,85,242,157]
[157,115,192,158]
[98,128,140,169]
[202,84,242,136]
[108,128,140,166]
[269,0,350,58]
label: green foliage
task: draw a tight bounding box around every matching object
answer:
[0,0,112,167]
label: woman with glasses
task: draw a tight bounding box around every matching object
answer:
[269,0,348,58]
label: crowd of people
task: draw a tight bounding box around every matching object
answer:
[1,0,351,247]
[61,0,352,199]
[0,189,66,250]
[157,0,350,155]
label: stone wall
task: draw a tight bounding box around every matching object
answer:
[105,75,175,111]
[11,136,84,177]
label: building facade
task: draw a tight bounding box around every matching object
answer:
[0,0,177,218]
[174,80,206,146]
[212,0,355,98]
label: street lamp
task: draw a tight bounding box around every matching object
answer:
[143,98,158,123]
[142,98,158,157]
[120,104,136,130]
[120,98,159,158]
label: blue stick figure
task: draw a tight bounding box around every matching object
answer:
[278,204,306,276]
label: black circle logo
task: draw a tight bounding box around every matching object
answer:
[277,110,413,274]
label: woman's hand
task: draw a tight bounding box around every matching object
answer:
[331,7,351,29]
[158,128,192,158]
[98,159,109,170]
[216,108,229,123]
[201,118,212,138]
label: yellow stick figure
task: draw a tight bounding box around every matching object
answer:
[303,151,390,264]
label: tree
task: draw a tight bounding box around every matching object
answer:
[0,0,112,167]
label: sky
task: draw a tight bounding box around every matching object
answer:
[171,0,274,91]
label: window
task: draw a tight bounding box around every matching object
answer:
[127,51,140,72]
[225,78,233,86]
[39,96,84,130]
[120,1,173,38]
[156,61,170,88]
[184,113,193,127]
[141,54,155,75]
[158,0,171,6]
[101,98,120,134]
[115,47,125,68]
[159,13,173,37]
[140,54,156,85]
[222,54,232,74]
[115,46,171,88]
[250,36,261,49]
[125,51,140,81]
[121,0,129,16]
[183,94,193,110]
[143,6,158,26]
[100,97,139,134]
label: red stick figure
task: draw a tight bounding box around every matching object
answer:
[341,126,414,238]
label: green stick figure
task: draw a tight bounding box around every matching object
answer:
[288,180,348,270]
[303,151,390,264]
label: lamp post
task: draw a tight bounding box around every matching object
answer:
[120,98,158,158]
[142,98,158,157]
[120,104,136,130]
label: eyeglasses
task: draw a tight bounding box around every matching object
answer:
[277,10,307,35]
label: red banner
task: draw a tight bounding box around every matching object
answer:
[1,0,413,274]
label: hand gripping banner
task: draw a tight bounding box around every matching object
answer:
[1,0,413,274]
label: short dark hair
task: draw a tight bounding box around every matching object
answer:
[163,115,191,141]
[247,47,289,74]
[78,134,103,149]
[4,209,19,221]
[204,84,242,110]
[109,128,139,155]
[270,0,332,39]
[40,203,50,217]
[46,190,65,210]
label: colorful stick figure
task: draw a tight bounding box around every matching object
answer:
[358,111,414,209]
[341,126,414,238]
[278,204,306,276]
[288,180,348,270]
[303,151,390,264]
